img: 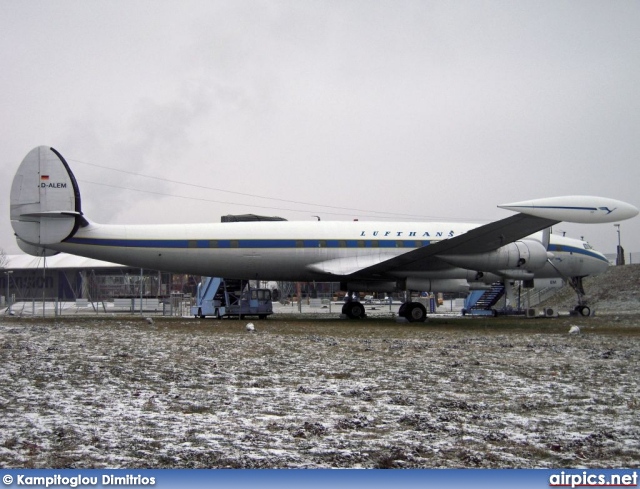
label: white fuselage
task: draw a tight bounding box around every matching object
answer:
[47,220,609,286]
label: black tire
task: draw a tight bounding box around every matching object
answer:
[405,302,427,323]
[579,305,591,317]
[344,302,365,319]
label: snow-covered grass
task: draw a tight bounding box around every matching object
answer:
[0,315,638,468]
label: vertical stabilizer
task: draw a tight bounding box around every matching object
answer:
[10,146,83,254]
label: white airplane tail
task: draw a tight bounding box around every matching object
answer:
[10,146,86,256]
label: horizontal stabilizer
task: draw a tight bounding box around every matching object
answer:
[499,196,639,224]
[16,237,60,257]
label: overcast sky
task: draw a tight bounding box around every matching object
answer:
[2,0,639,258]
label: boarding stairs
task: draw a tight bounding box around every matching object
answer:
[197,278,246,308]
[463,282,506,316]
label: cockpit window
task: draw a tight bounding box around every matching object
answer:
[583,242,593,250]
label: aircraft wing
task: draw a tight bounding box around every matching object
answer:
[348,213,559,278]
[310,195,639,278]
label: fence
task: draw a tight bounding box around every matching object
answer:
[522,286,563,308]
[2,297,194,318]
[3,298,66,318]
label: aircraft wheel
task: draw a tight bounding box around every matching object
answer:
[398,302,408,317]
[579,305,591,317]
[343,302,365,319]
[405,302,427,323]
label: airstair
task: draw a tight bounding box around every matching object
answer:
[462,282,506,316]
[191,277,273,319]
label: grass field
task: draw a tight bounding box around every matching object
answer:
[1,314,638,468]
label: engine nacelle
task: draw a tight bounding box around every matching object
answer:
[401,278,470,293]
[496,269,535,280]
[343,278,471,293]
[438,239,549,272]
[342,281,397,293]
[468,282,493,291]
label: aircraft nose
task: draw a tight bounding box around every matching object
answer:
[592,253,610,274]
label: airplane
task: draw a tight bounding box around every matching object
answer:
[9,146,639,321]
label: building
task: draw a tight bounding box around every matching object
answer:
[1,253,181,304]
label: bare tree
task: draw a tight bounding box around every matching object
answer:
[0,248,7,270]
[276,281,295,304]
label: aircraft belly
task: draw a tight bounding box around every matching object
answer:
[52,243,338,280]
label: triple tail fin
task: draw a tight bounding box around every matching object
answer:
[10,146,86,256]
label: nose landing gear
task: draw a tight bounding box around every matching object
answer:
[547,259,594,317]
[574,304,591,317]
[569,276,592,316]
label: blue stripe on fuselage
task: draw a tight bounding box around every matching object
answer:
[65,237,432,249]
[547,243,608,262]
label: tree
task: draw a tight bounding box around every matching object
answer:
[0,248,6,270]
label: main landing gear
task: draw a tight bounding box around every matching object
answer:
[341,300,366,319]
[342,291,428,322]
[398,301,427,322]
